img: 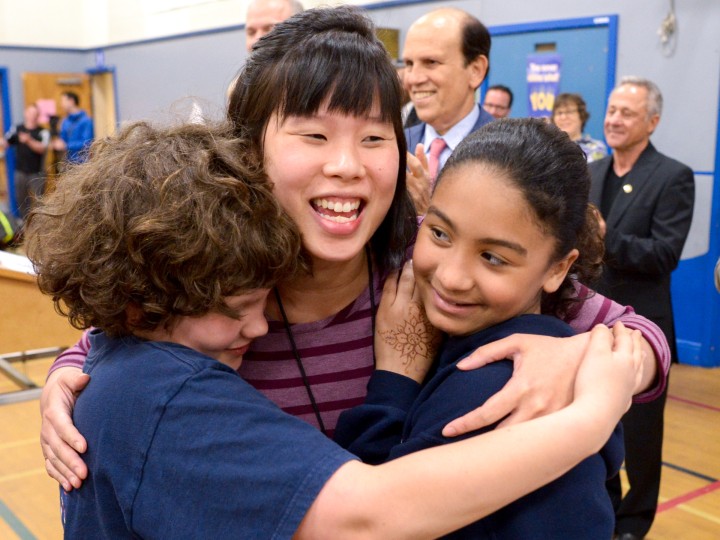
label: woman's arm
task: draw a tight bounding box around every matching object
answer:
[440,284,666,437]
[41,330,92,490]
[296,324,643,539]
[49,329,91,374]
[565,283,668,402]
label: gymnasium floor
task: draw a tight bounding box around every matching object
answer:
[1,359,718,539]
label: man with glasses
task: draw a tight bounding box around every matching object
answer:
[482,84,513,119]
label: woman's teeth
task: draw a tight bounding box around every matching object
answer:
[314,199,361,212]
[312,198,362,223]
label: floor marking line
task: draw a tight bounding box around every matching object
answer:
[657,480,720,513]
[662,461,718,483]
[667,394,720,412]
[672,505,720,526]
[0,498,37,540]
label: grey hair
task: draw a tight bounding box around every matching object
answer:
[618,76,663,118]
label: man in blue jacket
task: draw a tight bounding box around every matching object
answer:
[51,91,94,164]
[402,8,494,213]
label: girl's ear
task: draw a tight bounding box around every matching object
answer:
[542,249,579,294]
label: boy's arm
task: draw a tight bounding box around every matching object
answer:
[565,283,668,402]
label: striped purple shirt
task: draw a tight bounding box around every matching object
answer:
[50,281,669,436]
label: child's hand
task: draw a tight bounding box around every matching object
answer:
[574,323,644,419]
[375,261,441,383]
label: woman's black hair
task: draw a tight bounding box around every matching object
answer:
[438,118,604,317]
[228,5,416,272]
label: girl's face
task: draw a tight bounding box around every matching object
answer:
[262,103,399,265]
[413,163,576,336]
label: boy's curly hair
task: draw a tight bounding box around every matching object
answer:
[25,121,304,337]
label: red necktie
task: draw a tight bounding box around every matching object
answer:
[428,138,447,185]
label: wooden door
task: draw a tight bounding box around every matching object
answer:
[23,72,92,185]
[22,71,117,189]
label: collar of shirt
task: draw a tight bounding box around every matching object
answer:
[422,105,480,169]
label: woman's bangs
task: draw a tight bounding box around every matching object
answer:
[277,37,399,122]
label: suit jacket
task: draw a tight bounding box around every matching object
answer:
[588,142,695,348]
[404,104,495,154]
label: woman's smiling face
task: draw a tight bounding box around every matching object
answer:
[263,103,399,265]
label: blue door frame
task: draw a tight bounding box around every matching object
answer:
[0,67,17,216]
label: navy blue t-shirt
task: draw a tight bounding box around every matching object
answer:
[62,331,354,539]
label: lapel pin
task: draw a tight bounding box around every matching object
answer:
[623,183,633,194]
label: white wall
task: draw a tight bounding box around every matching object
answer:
[0,0,395,48]
[0,0,107,48]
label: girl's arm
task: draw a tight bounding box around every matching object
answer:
[440,283,667,437]
[334,371,420,463]
[296,324,643,539]
[335,263,437,463]
[40,330,92,490]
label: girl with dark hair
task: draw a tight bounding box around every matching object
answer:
[338,119,621,538]
[41,6,668,497]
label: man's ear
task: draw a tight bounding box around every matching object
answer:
[647,113,660,136]
[468,55,489,90]
[542,249,579,294]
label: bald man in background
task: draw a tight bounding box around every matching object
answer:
[246,0,304,51]
[226,0,304,102]
[402,8,493,213]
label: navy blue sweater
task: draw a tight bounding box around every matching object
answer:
[336,314,622,539]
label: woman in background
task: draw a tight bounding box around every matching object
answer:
[552,92,608,163]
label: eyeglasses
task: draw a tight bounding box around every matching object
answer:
[484,103,509,112]
[554,108,579,117]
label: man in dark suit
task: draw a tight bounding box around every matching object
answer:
[402,8,494,213]
[589,77,695,540]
